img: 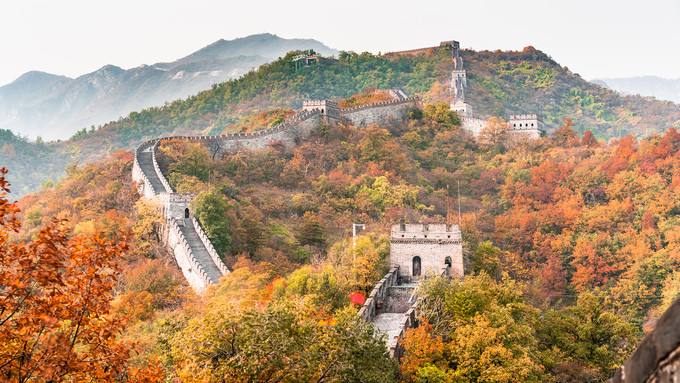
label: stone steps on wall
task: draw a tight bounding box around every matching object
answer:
[178,220,224,284]
[381,285,417,313]
[368,277,419,357]
[136,148,166,194]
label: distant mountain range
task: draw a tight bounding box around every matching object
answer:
[594,76,680,104]
[0,33,336,140]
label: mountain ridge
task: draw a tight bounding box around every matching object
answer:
[595,75,680,103]
[0,33,337,140]
[3,43,680,197]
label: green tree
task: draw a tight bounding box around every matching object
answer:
[171,300,396,382]
[191,191,232,256]
[297,212,325,250]
[423,103,460,130]
[414,274,547,382]
[470,240,502,277]
[536,291,637,381]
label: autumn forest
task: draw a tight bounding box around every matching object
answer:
[1,38,680,383]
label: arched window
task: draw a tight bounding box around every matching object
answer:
[445,256,452,268]
[412,256,421,277]
[184,208,190,219]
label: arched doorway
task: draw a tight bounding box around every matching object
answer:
[412,256,421,277]
[184,208,190,219]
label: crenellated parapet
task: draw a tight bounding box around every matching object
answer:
[339,96,420,114]
[151,141,172,193]
[340,96,420,127]
[192,216,230,276]
[360,266,419,358]
[358,267,400,322]
[164,217,216,293]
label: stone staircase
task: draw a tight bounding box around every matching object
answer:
[133,140,229,292]
[358,268,418,358]
[371,282,418,354]
[178,219,223,284]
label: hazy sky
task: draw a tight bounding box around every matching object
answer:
[1,0,679,86]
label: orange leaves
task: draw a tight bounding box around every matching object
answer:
[399,319,445,382]
[602,136,637,178]
[526,159,572,205]
[338,89,393,109]
[571,233,625,291]
[0,169,146,382]
[0,167,20,233]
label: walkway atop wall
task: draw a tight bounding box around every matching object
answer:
[136,145,166,194]
[371,282,418,353]
[179,219,223,284]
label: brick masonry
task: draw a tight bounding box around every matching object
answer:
[389,223,464,279]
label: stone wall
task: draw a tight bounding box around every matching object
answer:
[132,141,159,199]
[341,97,419,127]
[610,298,680,383]
[163,218,214,293]
[151,141,172,193]
[461,116,486,137]
[153,110,322,159]
[358,267,400,322]
[192,216,230,276]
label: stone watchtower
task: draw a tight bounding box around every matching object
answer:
[302,100,340,120]
[389,223,464,280]
[508,114,542,139]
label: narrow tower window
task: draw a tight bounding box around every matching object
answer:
[412,256,422,277]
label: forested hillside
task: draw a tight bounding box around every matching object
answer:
[5,96,679,381]
[0,129,70,195]
[4,46,679,197]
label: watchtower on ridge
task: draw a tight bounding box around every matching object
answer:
[302,99,340,119]
[389,223,464,281]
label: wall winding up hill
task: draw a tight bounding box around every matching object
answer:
[132,94,419,293]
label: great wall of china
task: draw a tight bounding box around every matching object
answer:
[131,90,441,357]
[132,93,420,293]
[131,41,680,375]
[131,39,543,359]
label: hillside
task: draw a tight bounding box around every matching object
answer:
[595,76,680,103]
[0,33,336,140]
[4,44,680,197]
[0,129,70,195]
[6,97,680,381]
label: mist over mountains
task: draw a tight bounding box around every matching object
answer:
[0,33,336,140]
[595,76,680,104]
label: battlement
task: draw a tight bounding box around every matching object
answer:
[339,96,420,113]
[383,39,460,58]
[391,223,462,242]
[509,114,538,120]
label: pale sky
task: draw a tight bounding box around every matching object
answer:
[1,0,679,86]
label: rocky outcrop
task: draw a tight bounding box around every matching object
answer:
[611,299,680,383]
